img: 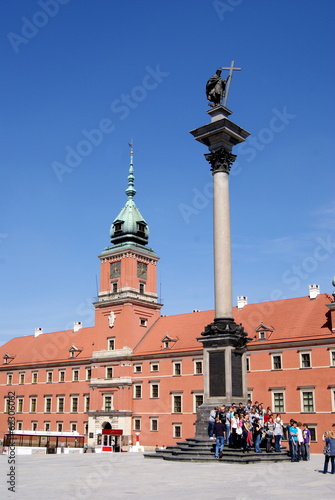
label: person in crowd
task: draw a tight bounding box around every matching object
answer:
[285,419,295,457]
[264,415,275,452]
[253,417,263,453]
[237,402,245,417]
[225,406,232,446]
[301,423,311,461]
[289,420,299,462]
[213,417,225,459]
[249,406,258,425]
[231,412,241,449]
[241,413,253,453]
[264,407,273,424]
[274,414,284,452]
[322,429,335,474]
[297,422,304,461]
[245,400,252,414]
[208,407,218,439]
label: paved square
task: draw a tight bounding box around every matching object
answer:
[1,453,334,499]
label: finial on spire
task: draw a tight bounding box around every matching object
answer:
[126,140,136,199]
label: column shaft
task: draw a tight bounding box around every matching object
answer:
[213,170,232,319]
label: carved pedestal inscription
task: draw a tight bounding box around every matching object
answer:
[231,351,243,397]
[209,351,225,397]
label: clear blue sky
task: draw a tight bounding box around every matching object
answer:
[1,0,334,345]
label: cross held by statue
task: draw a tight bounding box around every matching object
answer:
[220,60,241,107]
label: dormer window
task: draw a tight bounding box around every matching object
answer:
[259,331,265,340]
[69,344,82,358]
[137,222,146,233]
[3,353,15,365]
[161,334,178,349]
[114,222,122,232]
[254,322,274,341]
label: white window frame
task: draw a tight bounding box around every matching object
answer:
[194,393,204,413]
[134,364,142,373]
[173,423,182,439]
[300,389,315,412]
[7,373,13,385]
[194,360,203,374]
[30,397,37,413]
[59,370,65,382]
[272,354,282,370]
[45,397,52,413]
[331,388,335,412]
[300,351,312,369]
[47,371,53,383]
[32,372,38,384]
[72,369,79,382]
[172,393,182,413]
[133,384,142,399]
[32,421,38,431]
[106,366,113,379]
[104,394,113,412]
[150,417,158,432]
[71,422,77,432]
[173,361,182,376]
[17,397,24,413]
[139,318,147,327]
[71,396,79,413]
[133,418,141,431]
[57,396,65,413]
[108,338,115,351]
[86,368,91,380]
[19,372,25,384]
[330,350,335,367]
[17,421,23,431]
[271,391,285,413]
[57,422,63,432]
[150,363,159,372]
[44,422,50,432]
[150,383,159,399]
[246,356,250,372]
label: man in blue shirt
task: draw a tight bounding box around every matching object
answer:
[289,421,299,462]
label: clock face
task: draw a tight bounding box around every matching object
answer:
[110,261,121,278]
[137,262,148,279]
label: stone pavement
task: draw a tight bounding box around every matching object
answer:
[1,452,334,499]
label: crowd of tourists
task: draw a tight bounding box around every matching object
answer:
[208,400,312,461]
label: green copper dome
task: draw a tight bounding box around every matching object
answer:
[110,146,149,246]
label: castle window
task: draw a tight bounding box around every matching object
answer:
[85,396,90,412]
[57,422,63,432]
[32,422,38,431]
[44,422,50,432]
[58,397,64,413]
[17,398,24,413]
[272,392,285,413]
[112,282,118,293]
[32,372,38,384]
[194,360,203,374]
[173,424,182,438]
[300,352,311,368]
[19,372,25,384]
[194,394,204,412]
[150,363,159,372]
[272,354,282,370]
[45,397,52,413]
[72,369,79,382]
[134,364,142,373]
[71,423,77,432]
[150,383,159,398]
[47,371,53,383]
[71,396,79,413]
[173,395,182,413]
[150,418,158,432]
[140,318,147,327]
[134,385,142,399]
[139,283,145,294]
[133,418,141,431]
[259,331,265,340]
[173,362,181,376]
[7,373,12,385]
[86,368,91,380]
[106,367,113,379]
[59,371,65,382]
[301,390,314,412]
[30,398,37,413]
[108,338,115,351]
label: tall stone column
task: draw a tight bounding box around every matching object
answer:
[190,105,251,438]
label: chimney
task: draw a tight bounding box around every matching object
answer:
[237,296,248,309]
[309,284,320,299]
[34,328,43,338]
[73,321,83,332]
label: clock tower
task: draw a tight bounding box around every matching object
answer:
[93,145,162,349]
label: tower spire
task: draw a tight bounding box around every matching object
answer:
[125,141,136,200]
[109,143,149,246]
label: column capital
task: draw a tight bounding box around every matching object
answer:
[204,147,237,174]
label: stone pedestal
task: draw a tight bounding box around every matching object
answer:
[190,105,251,439]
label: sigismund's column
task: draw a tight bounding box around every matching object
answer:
[190,67,251,438]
